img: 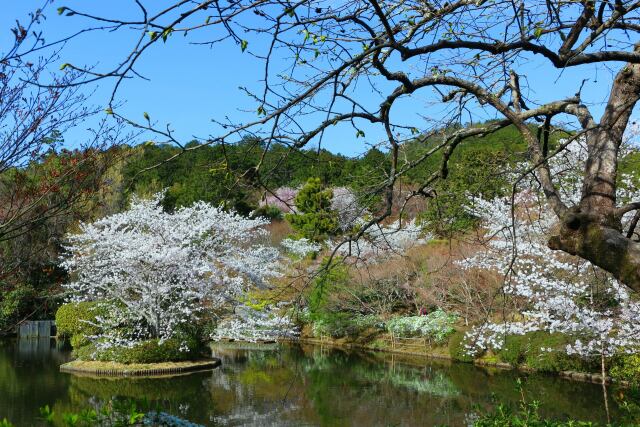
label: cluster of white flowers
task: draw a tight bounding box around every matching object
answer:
[281,237,321,257]
[61,193,281,349]
[211,305,299,342]
[461,138,640,358]
[386,310,458,343]
[330,187,364,231]
[328,218,432,263]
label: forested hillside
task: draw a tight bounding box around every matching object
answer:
[0,123,528,333]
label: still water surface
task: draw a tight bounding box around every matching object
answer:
[0,339,632,426]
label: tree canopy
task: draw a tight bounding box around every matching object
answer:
[13,1,640,290]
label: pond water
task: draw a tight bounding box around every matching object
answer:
[0,338,635,426]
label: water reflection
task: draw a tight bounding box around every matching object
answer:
[0,339,631,426]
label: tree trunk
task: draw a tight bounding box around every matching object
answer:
[547,51,640,292]
[549,209,640,292]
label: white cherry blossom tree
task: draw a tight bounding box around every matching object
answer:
[61,192,281,349]
[461,137,640,364]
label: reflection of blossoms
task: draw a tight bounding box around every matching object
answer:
[461,139,640,358]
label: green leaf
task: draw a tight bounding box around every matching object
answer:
[143,112,150,121]
[143,140,155,146]
[161,27,173,43]
[257,105,265,116]
[59,63,70,70]
[57,7,67,15]
[356,130,365,138]
[240,39,248,52]
[205,16,212,24]
[285,8,295,17]
[534,26,543,39]
[148,31,158,41]
[38,405,55,423]
[105,107,113,115]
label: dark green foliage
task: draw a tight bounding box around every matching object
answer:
[487,332,590,372]
[0,284,36,333]
[498,335,529,366]
[286,178,339,241]
[610,354,640,385]
[122,140,358,214]
[55,302,106,349]
[523,332,586,373]
[448,330,474,363]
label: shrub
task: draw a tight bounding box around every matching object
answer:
[523,332,584,373]
[55,302,106,348]
[448,330,474,363]
[74,337,203,364]
[497,334,528,366]
[611,354,640,385]
[386,310,458,343]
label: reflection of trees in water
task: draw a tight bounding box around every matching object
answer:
[2,340,623,426]
[57,373,214,424]
[0,338,71,406]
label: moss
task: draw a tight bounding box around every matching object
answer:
[448,330,474,363]
[74,337,203,364]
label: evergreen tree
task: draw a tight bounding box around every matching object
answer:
[286,178,339,242]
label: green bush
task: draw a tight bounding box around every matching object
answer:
[523,332,584,373]
[497,334,528,366]
[74,337,202,364]
[611,354,640,385]
[386,310,458,343]
[55,302,106,348]
[448,330,474,363]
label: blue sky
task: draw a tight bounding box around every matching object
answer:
[1,1,626,156]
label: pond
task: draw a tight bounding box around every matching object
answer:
[0,338,635,426]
